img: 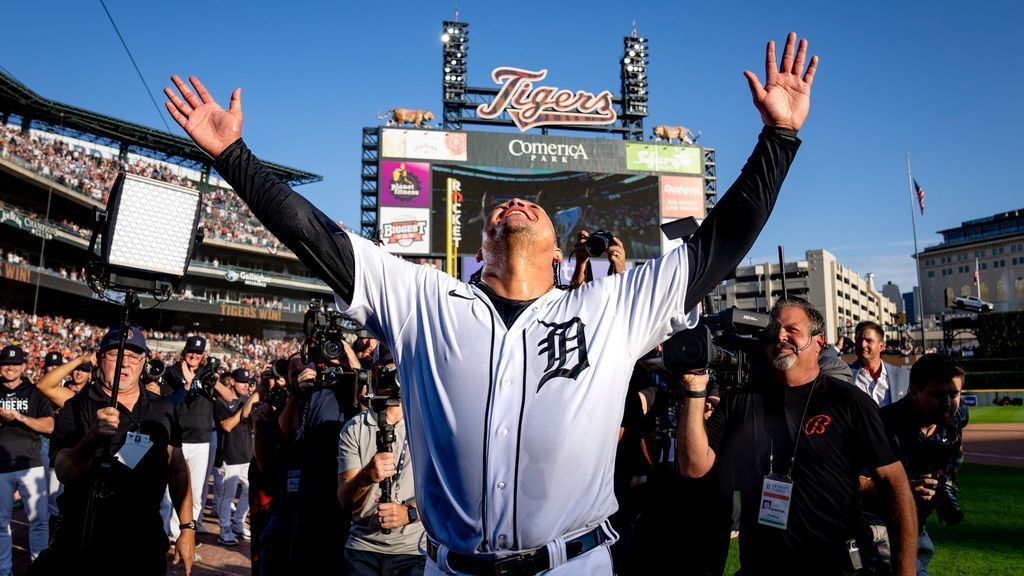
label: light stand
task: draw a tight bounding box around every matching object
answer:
[79,171,205,557]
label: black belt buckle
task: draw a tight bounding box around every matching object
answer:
[493,552,540,576]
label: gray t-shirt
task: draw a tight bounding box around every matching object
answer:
[338,409,423,555]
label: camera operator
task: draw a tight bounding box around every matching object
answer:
[214,368,258,546]
[338,347,424,575]
[33,326,194,575]
[861,354,968,576]
[248,364,288,573]
[0,345,53,573]
[264,341,360,574]
[161,336,229,540]
[676,298,918,576]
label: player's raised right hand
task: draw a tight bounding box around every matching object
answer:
[164,75,243,159]
[366,452,397,483]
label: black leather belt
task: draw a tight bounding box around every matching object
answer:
[426,527,606,576]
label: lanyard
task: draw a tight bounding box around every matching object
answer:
[391,438,409,502]
[769,379,818,479]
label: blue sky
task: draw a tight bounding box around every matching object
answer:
[4,0,1023,293]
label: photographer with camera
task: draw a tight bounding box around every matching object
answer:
[34,326,194,575]
[161,336,230,541]
[338,346,424,575]
[862,354,968,576]
[247,363,289,573]
[262,309,362,574]
[676,298,917,576]
[569,229,627,289]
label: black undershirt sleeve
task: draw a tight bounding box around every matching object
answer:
[213,139,356,303]
[684,126,801,311]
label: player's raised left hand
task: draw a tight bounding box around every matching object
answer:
[744,32,818,132]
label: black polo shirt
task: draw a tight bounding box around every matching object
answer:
[215,395,254,465]
[0,377,54,473]
[50,382,181,558]
[164,362,215,443]
[705,374,896,576]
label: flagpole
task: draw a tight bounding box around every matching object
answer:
[907,153,927,352]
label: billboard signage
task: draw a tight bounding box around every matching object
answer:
[961,395,977,407]
[464,132,625,173]
[381,129,467,161]
[626,143,702,175]
[476,67,617,131]
[379,161,432,207]
[379,207,432,255]
[659,175,705,220]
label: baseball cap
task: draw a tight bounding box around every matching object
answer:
[0,346,26,366]
[184,336,207,354]
[231,368,254,384]
[44,352,65,368]
[99,325,150,354]
[74,363,94,373]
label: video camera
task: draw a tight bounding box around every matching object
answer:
[301,299,370,419]
[662,307,771,389]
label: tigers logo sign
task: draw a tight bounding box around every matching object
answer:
[476,67,617,131]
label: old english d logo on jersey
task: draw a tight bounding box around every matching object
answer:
[536,318,590,391]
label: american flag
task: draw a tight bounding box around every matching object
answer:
[914,179,926,215]
[973,258,980,286]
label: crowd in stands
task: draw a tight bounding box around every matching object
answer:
[0,124,286,253]
[0,306,300,379]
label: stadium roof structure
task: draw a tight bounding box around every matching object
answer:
[0,70,321,186]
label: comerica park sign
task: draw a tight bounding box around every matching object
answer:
[476,67,617,132]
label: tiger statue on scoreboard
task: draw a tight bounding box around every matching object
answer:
[652,125,701,145]
[378,108,436,128]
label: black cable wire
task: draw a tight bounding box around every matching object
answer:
[98,0,173,134]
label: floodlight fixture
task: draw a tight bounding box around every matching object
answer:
[86,172,205,298]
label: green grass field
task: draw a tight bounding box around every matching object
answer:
[966,406,1024,424]
[722,464,1024,575]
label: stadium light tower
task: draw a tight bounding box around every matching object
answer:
[620,25,649,139]
[442,20,469,126]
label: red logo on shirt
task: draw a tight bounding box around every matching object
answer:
[803,414,832,435]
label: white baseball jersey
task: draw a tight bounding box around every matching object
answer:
[336,231,697,556]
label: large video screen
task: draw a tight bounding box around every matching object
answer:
[430,165,661,260]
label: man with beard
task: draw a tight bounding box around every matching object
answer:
[867,354,968,576]
[32,327,194,575]
[677,298,918,576]
[168,31,815,574]
[850,320,910,407]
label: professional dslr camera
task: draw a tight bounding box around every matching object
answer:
[192,356,222,398]
[909,426,966,526]
[661,307,771,389]
[584,230,616,257]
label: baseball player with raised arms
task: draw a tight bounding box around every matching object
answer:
[165,31,817,575]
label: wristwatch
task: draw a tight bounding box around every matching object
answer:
[406,504,419,523]
[179,520,198,531]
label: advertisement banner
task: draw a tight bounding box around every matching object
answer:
[381,129,468,161]
[379,161,432,208]
[659,175,705,219]
[379,207,432,255]
[464,131,626,173]
[626,144,702,175]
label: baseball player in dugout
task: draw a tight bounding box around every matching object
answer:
[168,31,816,575]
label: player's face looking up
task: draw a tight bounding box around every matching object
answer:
[483,198,558,249]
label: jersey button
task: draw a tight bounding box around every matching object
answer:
[497,482,506,491]
[498,427,508,437]
[502,378,512,387]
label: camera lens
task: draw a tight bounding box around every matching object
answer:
[585,233,610,257]
[321,340,342,360]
